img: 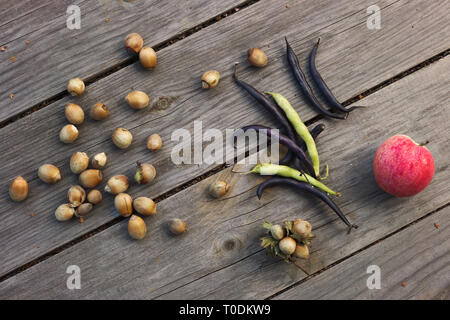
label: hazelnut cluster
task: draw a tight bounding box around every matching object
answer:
[261,219,314,262]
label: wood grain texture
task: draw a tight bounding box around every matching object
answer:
[274,206,450,300]
[0,54,449,299]
[0,0,448,278]
[0,0,245,122]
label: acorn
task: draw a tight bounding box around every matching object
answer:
[70,152,89,174]
[201,70,220,89]
[112,128,133,149]
[125,91,149,110]
[168,218,186,235]
[38,164,61,184]
[114,193,133,217]
[67,78,85,96]
[59,124,79,144]
[293,244,310,259]
[92,152,107,169]
[278,237,297,255]
[135,162,156,184]
[139,46,157,68]
[128,215,147,240]
[105,175,129,194]
[75,203,93,217]
[90,102,109,120]
[270,224,285,241]
[247,48,268,67]
[292,219,312,238]
[133,197,156,216]
[79,169,103,188]
[146,133,162,151]
[87,189,102,205]
[208,180,230,198]
[9,176,28,202]
[55,204,75,221]
[65,103,84,124]
[67,185,86,207]
[124,33,143,54]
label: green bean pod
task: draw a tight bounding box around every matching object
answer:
[265,92,320,177]
[249,164,340,196]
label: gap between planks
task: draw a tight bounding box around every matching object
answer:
[266,201,450,300]
[0,48,448,284]
[0,0,260,129]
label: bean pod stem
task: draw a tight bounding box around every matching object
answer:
[233,63,295,165]
[309,38,363,113]
[285,37,346,120]
[257,177,358,233]
[249,163,340,196]
[266,92,321,178]
[234,125,315,176]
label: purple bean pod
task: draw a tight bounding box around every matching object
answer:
[234,125,315,177]
[285,37,347,120]
[309,38,364,113]
[257,177,358,233]
[233,64,295,164]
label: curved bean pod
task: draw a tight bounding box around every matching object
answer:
[249,163,340,196]
[295,123,325,170]
[309,38,363,113]
[233,64,295,164]
[257,177,358,232]
[266,92,321,177]
[235,125,315,176]
[285,37,346,120]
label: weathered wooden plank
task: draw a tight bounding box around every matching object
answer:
[154,55,450,300]
[274,206,450,300]
[0,0,448,278]
[0,0,71,44]
[0,0,246,122]
[0,54,448,299]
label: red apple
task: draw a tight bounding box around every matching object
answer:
[373,134,434,197]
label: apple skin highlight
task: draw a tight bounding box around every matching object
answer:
[373,135,435,197]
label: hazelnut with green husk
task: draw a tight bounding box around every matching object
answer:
[260,219,315,274]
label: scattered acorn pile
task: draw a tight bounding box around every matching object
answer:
[9,30,316,267]
[8,32,187,240]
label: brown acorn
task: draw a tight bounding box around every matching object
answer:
[90,102,109,120]
[38,164,61,184]
[128,215,147,240]
[9,176,28,202]
[114,193,133,217]
[124,33,143,54]
[67,185,86,207]
[135,162,156,184]
[87,189,102,205]
[65,103,84,124]
[168,218,186,235]
[104,175,129,194]
[79,169,103,188]
[70,152,89,174]
[133,197,156,216]
[247,48,268,67]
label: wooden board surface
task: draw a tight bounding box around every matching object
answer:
[1,54,448,299]
[0,0,448,278]
[274,205,450,300]
[0,0,245,122]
